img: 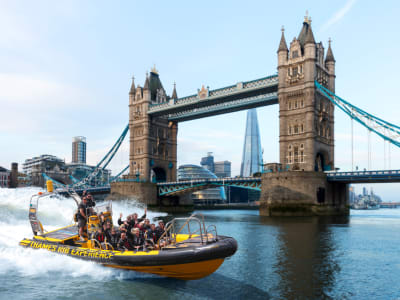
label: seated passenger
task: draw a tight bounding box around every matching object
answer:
[131,228,144,250]
[132,208,147,225]
[155,221,166,242]
[145,223,157,243]
[142,219,151,231]
[117,232,133,251]
[108,227,120,249]
[94,228,106,244]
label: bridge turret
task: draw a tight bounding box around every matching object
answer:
[143,72,151,101]
[129,76,136,105]
[277,27,289,88]
[171,82,178,100]
[325,39,336,92]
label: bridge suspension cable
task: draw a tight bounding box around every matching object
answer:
[316,81,400,150]
[73,124,129,187]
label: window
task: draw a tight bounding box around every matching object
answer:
[294,125,298,134]
[288,126,292,135]
[294,146,299,163]
[301,124,304,133]
[300,99,304,107]
[295,101,298,109]
[300,151,304,162]
[292,50,299,58]
[292,67,298,76]
[299,65,303,74]
[300,143,304,149]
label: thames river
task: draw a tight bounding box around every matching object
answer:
[1,188,400,299]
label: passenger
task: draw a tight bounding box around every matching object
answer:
[143,219,151,231]
[131,228,144,250]
[94,228,106,244]
[146,223,157,243]
[77,197,89,241]
[132,208,147,225]
[155,221,166,242]
[108,227,120,249]
[117,232,133,251]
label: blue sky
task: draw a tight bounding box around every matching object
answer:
[1,0,400,200]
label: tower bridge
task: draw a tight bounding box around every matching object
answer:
[53,14,400,215]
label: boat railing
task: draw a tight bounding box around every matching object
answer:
[160,213,217,248]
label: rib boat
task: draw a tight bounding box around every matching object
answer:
[19,187,237,280]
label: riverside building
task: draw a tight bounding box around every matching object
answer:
[72,136,86,164]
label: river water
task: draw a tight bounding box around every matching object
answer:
[1,187,400,299]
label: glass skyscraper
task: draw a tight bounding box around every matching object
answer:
[240,108,263,177]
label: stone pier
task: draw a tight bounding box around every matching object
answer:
[260,171,349,216]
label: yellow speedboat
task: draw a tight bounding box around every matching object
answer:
[19,188,237,280]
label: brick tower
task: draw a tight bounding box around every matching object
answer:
[277,15,336,172]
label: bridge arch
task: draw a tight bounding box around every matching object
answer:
[151,167,166,183]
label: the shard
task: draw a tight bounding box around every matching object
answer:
[240,108,263,177]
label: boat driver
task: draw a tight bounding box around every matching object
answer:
[77,197,89,241]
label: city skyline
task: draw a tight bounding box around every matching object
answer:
[2,1,400,200]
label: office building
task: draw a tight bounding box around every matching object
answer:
[177,164,226,205]
[72,136,86,164]
[0,166,10,188]
[200,152,214,173]
[214,161,231,178]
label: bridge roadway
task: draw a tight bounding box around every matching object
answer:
[326,169,400,183]
[148,75,278,122]
[70,169,400,198]
[157,177,261,196]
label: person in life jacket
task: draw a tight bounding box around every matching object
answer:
[94,228,106,244]
[117,232,133,251]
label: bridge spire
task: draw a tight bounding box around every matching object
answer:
[277,26,288,52]
[144,72,150,90]
[171,82,178,99]
[325,38,335,62]
[129,75,136,95]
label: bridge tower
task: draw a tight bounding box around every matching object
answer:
[277,16,335,172]
[260,16,347,216]
[128,68,178,182]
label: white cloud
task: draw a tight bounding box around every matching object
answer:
[319,0,357,32]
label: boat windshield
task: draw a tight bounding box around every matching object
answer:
[93,201,112,215]
[162,213,218,246]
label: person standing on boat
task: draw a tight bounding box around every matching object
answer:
[77,197,89,241]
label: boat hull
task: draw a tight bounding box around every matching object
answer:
[19,235,237,280]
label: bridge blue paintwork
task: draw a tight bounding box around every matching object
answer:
[326,169,400,183]
[157,177,261,196]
